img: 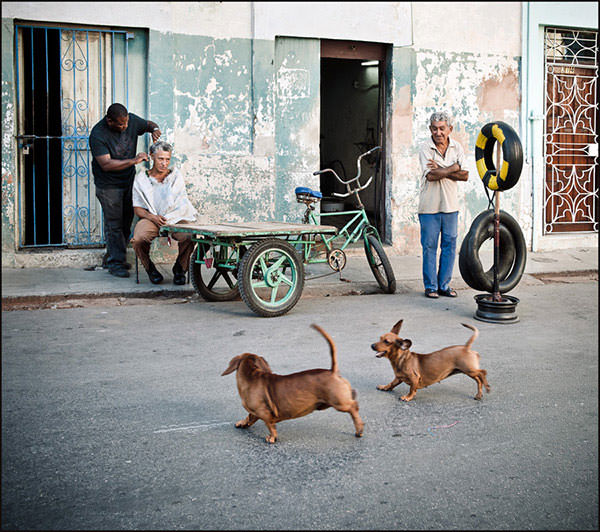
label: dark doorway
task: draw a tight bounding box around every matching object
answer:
[319,40,388,240]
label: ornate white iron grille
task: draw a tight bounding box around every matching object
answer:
[543,27,598,234]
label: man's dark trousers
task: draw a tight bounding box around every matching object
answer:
[96,185,134,272]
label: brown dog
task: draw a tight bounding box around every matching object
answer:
[222,324,364,443]
[371,320,490,401]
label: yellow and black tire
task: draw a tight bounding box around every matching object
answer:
[475,121,523,191]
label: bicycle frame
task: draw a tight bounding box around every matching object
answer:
[291,205,380,265]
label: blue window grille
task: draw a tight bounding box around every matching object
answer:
[15,24,131,248]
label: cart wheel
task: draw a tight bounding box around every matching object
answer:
[238,239,305,317]
[364,234,396,294]
[189,243,243,302]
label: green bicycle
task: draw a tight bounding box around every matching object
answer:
[293,146,396,294]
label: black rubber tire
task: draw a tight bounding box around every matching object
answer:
[238,239,305,317]
[459,221,516,292]
[364,234,396,294]
[459,210,527,294]
[475,121,523,191]
[189,243,242,302]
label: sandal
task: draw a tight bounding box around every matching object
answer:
[438,288,458,297]
[425,289,439,299]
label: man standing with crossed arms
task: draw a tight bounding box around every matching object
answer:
[417,111,469,299]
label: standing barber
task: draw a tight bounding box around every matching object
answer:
[417,111,468,299]
[89,103,161,278]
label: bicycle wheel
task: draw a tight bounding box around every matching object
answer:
[189,243,243,302]
[238,239,305,317]
[364,234,396,294]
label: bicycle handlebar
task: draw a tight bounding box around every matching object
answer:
[312,146,381,188]
[332,176,373,198]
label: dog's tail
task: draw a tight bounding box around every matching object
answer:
[461,323,479,349]
[311,324,338,373]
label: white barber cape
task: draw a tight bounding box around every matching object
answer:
[132,167,197,224]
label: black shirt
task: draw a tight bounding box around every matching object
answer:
[89,113,149,189]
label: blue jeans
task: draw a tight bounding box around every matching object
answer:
[419,212,458,292]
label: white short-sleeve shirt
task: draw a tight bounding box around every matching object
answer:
[417,137,466,214]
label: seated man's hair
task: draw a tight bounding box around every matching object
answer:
[149,140,173,155]
[107,103,128,120]
[429,111,452,127]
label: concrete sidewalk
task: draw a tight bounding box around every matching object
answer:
[2,245,597,306]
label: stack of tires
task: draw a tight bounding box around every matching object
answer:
[459,121,527,295]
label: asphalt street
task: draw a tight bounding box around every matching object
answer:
[1,279,598,530]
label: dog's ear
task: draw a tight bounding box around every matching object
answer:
[395,339,412,351]
[221,355,244,376]
[253,355,273,374]
[391,319,403,335]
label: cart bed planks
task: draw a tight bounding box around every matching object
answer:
[162,221,338,238]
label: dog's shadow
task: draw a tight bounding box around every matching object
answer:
[376,375,490,403]
[225,411,364,448]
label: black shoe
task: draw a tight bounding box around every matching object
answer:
[146,261,164,284]
[109,267,130,278]
[172,261,187,285]
[102,254,130,270]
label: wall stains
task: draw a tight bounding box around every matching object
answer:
[388,46,525,254]
[477,69,520,119]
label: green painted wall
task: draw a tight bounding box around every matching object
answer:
[274,37,320,221]
[143,33,322,262]
[1,19,16,255]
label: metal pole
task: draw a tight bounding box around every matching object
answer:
[492,140,501,302]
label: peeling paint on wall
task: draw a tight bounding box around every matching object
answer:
[389,47,523,254]
[274,37,321,222]
[477,69,520,119]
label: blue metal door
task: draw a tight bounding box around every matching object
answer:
[15,24,132,248]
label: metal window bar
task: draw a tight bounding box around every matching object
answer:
[15,24,130,248]
[543,27,598,234]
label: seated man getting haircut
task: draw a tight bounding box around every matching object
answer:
[131,141,197,285]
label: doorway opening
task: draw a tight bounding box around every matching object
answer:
[319,40,388,240]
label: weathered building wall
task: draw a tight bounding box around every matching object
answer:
[2,2,595,269]
[2,19,16,258]
[388,1,526,254]
[1,1,412,267]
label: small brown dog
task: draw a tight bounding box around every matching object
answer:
[371,320,490,401]
[222,324,364,443]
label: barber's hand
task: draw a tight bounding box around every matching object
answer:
[152,214,168,227]
[426,159,440,170]
[151,128,162,142]
[134,152,149,164]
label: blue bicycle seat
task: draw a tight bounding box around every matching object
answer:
[295,186,322,199]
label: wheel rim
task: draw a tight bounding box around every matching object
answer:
[204,267,237,291]
[363,233,396,293]
[191,244,240,299]
[366,240,386,283]
[247,248,298,308]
